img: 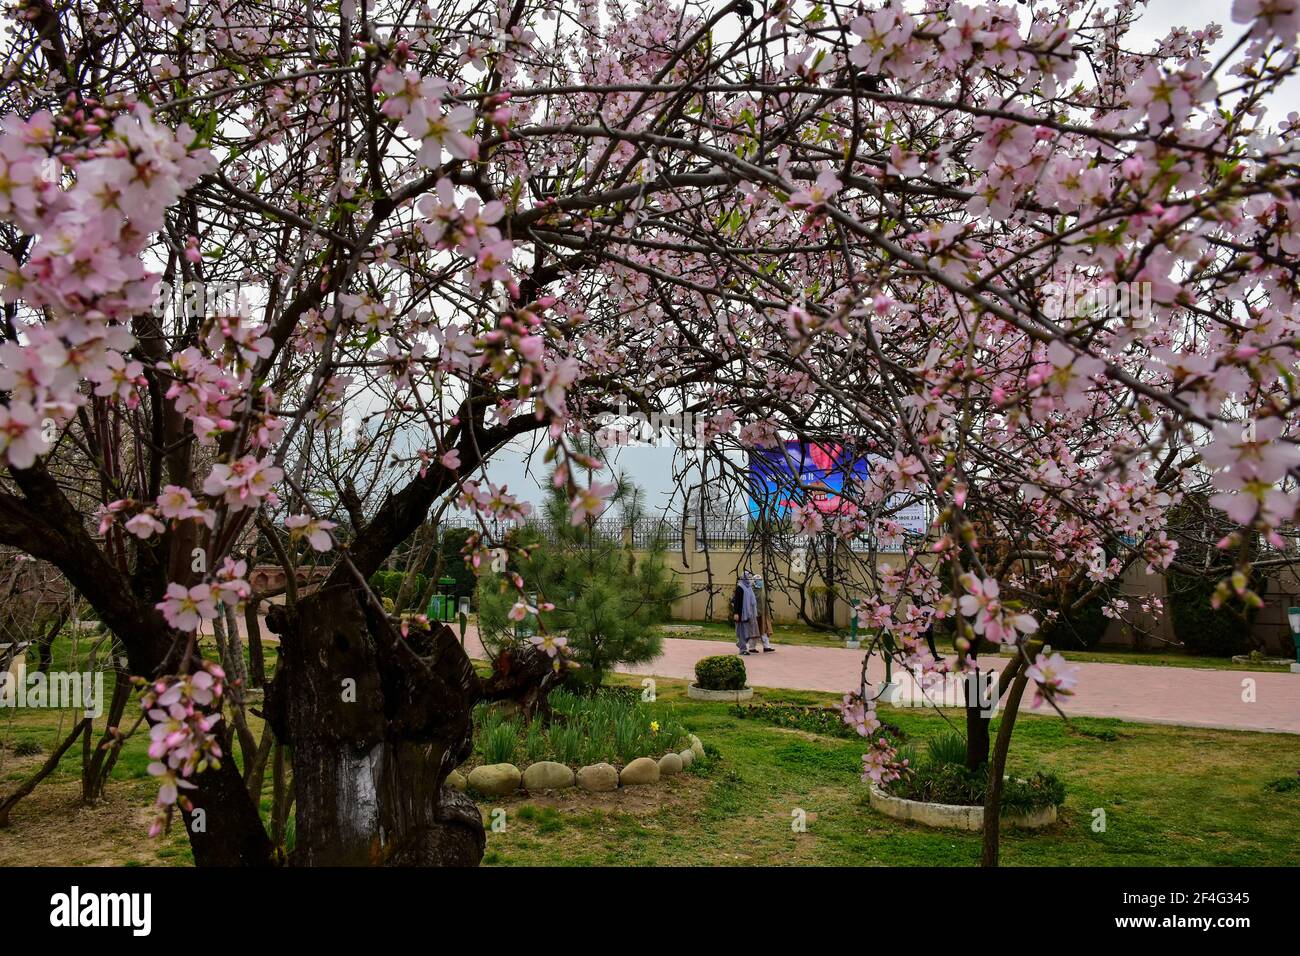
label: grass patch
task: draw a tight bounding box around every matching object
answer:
[3,655,1298,868]
[480,675,1300,867]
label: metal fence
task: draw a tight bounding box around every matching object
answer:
[438,514,923,554]
[694,516,921,554]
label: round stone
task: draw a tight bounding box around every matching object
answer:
[522,760,575,791]
[658,752,683,776]
[619,756,661,786]
[467,763,521,796]
[576,762,619,792]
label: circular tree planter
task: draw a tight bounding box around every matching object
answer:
[868,784,1056,831]
[1231,654,1293,667]
[658,624,704,635]
[687,683,753,702]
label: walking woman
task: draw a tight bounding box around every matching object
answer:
[732,570,759,655]
[748,574,776,653]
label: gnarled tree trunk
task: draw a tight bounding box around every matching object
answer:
[264,584,484,866]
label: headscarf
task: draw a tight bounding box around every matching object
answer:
[739,571,757,621]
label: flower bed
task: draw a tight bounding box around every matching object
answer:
[731,702,906,740]
[867,733,1065,832]
[468,687,691,770]
[886,763,1065,816]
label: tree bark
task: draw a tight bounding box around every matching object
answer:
[965,696,991,770]
[244,598,267,688]
[965,653,1025,770]
[980,668,1031,867]
[0,467,275,866]
[264,583,484,866]
[82,660,132,804]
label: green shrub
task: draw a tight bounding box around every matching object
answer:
[730,702,905,740]
[889,764,1065,813]
[405,572,428,609]
[1038,587,1112,651]
[12,739,42,757]
[481,720,519,764]
[1265,775,1300,793]
[429,525,476,600]
[475,475,675,690]
[925,732,968,768]
[469,689,689,769]
[613,712,642,764]
[523,720,546,763]
[1168,573,1256,657]
[694,655,747,690]
[549,725,582,766]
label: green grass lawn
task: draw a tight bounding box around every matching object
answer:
[4,642,1297,867]
[670,619,1290,671]
[477,674,1300,867]
[667,618,857,648]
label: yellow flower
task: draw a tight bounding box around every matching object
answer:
[650,721,660,733]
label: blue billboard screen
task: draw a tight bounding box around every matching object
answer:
[747,442,869,518]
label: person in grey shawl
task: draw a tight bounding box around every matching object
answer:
[732,570,759,655]
[747,575,775,653]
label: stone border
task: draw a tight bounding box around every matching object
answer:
[451,733,708,798]
[687,683,753,702]
[1230,654,1293,667]
[868,784,1057,832]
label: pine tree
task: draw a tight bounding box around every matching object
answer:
[477,474,677,690]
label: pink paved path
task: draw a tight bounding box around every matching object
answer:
[236,617,1299,735]
[459,628,1300,735]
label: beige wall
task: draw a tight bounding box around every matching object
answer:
[636,525,907,629]
[637,530,1298,655]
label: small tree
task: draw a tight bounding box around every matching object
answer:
[478,480,677,690]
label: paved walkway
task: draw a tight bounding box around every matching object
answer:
[462,628,1300,735]
[235,616,1299,735]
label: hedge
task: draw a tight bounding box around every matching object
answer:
[694,655,747,690]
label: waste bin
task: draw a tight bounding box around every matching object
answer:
[426,576,459,622]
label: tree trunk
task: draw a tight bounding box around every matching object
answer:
[223,602,249,690]
[244,598,267,688]
[82,659,132,804]
[965,653,1026,770]
[965,697,991,770]
[395,521,437,611]
[181,748,276,865]
[980,668,1030,867]
[35,605,68,674]
[264,583,484,866]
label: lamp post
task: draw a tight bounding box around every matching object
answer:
[1288,607,1300,674]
